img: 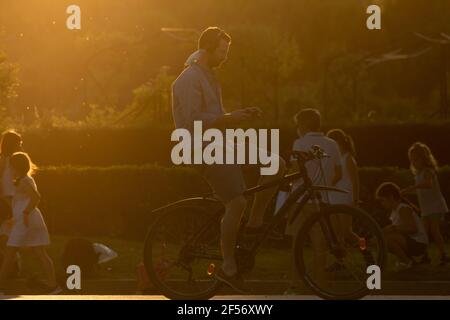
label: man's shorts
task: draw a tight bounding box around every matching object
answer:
[203,163,246,203]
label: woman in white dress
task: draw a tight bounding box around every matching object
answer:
[327,129,361,245]
[0,152,60,294]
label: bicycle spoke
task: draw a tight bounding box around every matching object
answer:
[296,205,386,299]
[144,202,223,299]
[341,258,366,284]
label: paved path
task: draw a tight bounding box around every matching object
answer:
[1,295,450,300]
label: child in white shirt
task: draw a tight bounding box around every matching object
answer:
[285,108,342,294]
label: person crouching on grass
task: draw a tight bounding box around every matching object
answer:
[0,152,61,294]
[376,182,428,271]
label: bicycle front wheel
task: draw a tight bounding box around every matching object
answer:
[295,204,387,300]
[143,198,224,300]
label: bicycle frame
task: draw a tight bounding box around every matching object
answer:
[241,164,348,256]
[151,160,349,263]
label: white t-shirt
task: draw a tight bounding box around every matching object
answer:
[390,203,428,244]
[292,132,342,203]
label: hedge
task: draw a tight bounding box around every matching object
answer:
[32,165,450,239]
[16,123,450,168]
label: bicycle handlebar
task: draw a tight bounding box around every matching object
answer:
[291,145,330,164]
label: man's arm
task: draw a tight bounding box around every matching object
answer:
[173,76,257,130]
[172,77,219,131]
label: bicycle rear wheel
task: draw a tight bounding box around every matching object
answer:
[295,204,387,300]
[143,199,224,300]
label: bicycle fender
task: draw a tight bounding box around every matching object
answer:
[312,185,349,194]
[151,196,222,214]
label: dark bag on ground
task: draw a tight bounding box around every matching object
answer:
[61,238,99,277]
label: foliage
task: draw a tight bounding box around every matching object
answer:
[0,52,18,119]
[1,0,449,125]
[34,164,450,238]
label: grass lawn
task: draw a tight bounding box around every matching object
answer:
[15,235,450,283]
[18,235,144,281]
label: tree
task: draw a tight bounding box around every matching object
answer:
[219,24,303,122]
[117,66,175,126]
[0,52,18,118]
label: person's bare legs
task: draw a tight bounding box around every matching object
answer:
[246,158,286,229]
[31,246,57,287]
[428,219,447,256]
[221,195,247,276]
[0,246,18,286]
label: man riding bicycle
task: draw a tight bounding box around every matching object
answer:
[171,27,285,293]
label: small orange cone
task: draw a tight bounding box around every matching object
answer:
[136,262,152,294]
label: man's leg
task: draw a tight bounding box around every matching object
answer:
[247,157,286,229]
[203,163,250,292]
[221,195,247,276]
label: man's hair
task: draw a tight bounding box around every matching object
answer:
[375,182,401,200]
[198,27,231,52]
[1,130,22,156]
[294,108,321,132]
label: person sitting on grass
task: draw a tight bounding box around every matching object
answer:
[376,182,428,271]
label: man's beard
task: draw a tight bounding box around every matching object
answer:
[209,58,225,69]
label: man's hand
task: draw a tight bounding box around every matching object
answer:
[215,107,263,127]
[227,109,252,123]
[243,107,263,118]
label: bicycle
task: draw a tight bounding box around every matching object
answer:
[144,146,387,300]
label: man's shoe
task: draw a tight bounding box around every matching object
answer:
[215,270,251,294]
